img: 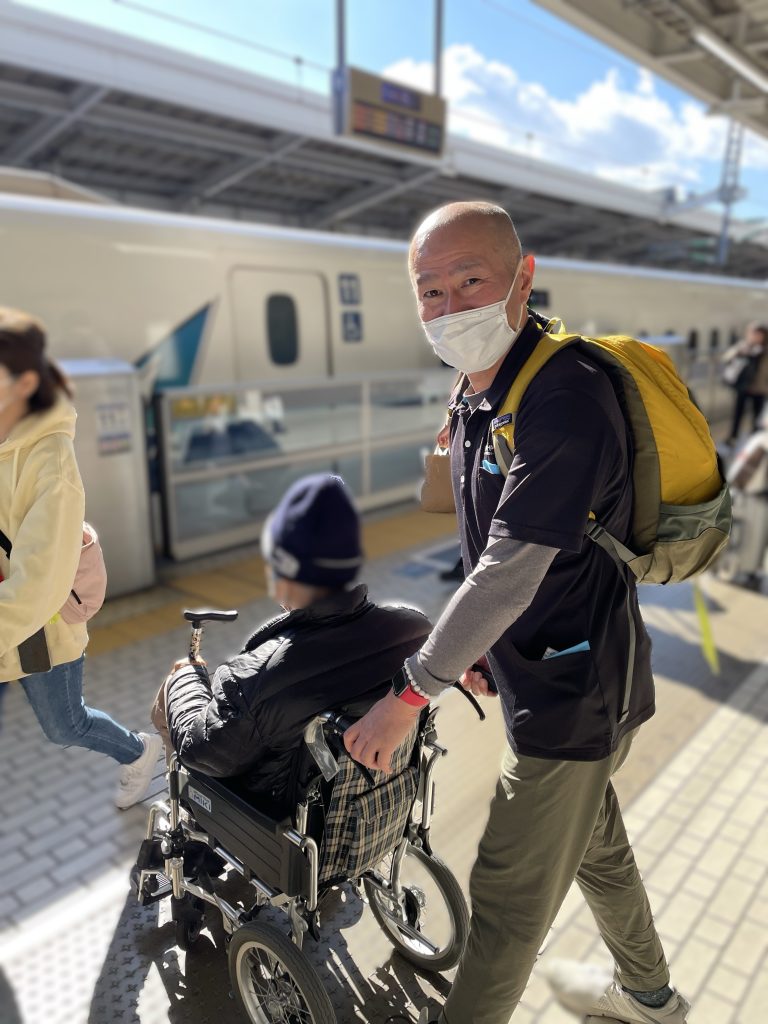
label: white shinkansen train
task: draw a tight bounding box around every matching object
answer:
[1,193,766,400]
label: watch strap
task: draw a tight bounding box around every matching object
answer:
[396,685,430,708]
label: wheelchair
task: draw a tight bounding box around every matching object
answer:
[131,609,470,1024]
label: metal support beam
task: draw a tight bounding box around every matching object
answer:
[434,0,444,96]
[609,229,692,261]
[657,46,706,66]
[174,135,305,209]
[336,0,346,72]
[310,166,440,228]
[709,95,767,116]
[5,83,107,165]
[552,219,632,252]
[717,118,745,265]
[716,12,749,266]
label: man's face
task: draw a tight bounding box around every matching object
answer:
[410,221,532,325]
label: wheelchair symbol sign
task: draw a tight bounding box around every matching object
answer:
[342,311,363,342]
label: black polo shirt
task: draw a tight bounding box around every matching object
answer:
[450,316,655,760]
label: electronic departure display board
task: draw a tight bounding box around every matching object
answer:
[333,66,446,157]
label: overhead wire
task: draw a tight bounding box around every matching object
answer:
[112,0,329,73]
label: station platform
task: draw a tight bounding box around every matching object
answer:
[0,502,766,1024]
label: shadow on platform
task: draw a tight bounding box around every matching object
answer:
[88,880,447,1024]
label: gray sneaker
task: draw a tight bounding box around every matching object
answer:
[115,732,163,809]
[544,959,690,1023]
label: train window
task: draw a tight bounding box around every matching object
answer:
[528,288,550,310]
[710,328,720,350]
[267,294,299,365]
[687,329,698,351]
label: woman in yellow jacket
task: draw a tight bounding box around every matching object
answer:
[0,307,161,808]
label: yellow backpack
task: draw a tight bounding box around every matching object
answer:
[491,320,732,585]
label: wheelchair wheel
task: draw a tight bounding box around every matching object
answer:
[172,893,205,950]
[228,921,335,1024]
[364,842,469,972]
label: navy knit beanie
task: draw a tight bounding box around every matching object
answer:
[262,474,363,587]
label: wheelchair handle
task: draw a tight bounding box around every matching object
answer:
[452,683,485,720]
[182,608,238,662]
[472,662,497,693]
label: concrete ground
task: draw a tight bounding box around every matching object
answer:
[0,504,766,1024]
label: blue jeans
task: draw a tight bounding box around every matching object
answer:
[19,656,143,766]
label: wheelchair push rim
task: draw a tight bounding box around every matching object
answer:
[228,921,335,1024]
[364,841,469,972]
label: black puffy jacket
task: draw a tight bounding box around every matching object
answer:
[165,585,431,814]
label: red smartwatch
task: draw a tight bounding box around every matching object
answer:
[392,667,430,707]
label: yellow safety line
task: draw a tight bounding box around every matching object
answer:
[87,508,456,658]
[693,580,720,675]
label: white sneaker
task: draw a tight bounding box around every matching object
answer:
[544,959,690,1023]
[115,732,163,809]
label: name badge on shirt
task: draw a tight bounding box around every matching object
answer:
[492,413,513,431]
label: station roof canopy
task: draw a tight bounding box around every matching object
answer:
[0,0,766,278]
[536,0,768,143]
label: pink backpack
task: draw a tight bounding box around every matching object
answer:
[59,522,108,624]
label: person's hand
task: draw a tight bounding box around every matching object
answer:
[170,656,207,673]
[436,423,450,449]
[343,691,421,773]
[459,655,498,698]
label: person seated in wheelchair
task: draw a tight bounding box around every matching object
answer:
[163,473,431,817]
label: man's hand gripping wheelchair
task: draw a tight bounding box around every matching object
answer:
[130,609,470,1024]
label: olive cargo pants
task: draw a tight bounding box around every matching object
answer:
[441,730,669,1024]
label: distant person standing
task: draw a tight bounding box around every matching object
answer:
[723,322,768,444]
[0,307,161,808]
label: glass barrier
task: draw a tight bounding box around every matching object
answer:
[156,373,452,559]
[155,354,727,561]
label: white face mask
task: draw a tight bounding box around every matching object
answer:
[421,261,527,373]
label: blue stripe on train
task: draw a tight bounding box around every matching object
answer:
[134,304,210,389]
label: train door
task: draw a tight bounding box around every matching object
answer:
[229,268,331,381]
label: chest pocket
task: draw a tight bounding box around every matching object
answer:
[474,437,505,533]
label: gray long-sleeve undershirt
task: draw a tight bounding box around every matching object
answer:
[405,536,559,697]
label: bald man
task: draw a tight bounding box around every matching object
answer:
[345,203,689,1024]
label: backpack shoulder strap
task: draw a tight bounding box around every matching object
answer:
[0,528,11,558]
[491,331,581,475]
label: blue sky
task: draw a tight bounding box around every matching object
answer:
[17,0,768,223]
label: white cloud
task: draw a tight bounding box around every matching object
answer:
[382,44,768,198]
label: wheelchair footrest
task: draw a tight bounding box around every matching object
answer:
[137,878,173,906]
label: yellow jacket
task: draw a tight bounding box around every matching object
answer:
[0,397,88,681]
